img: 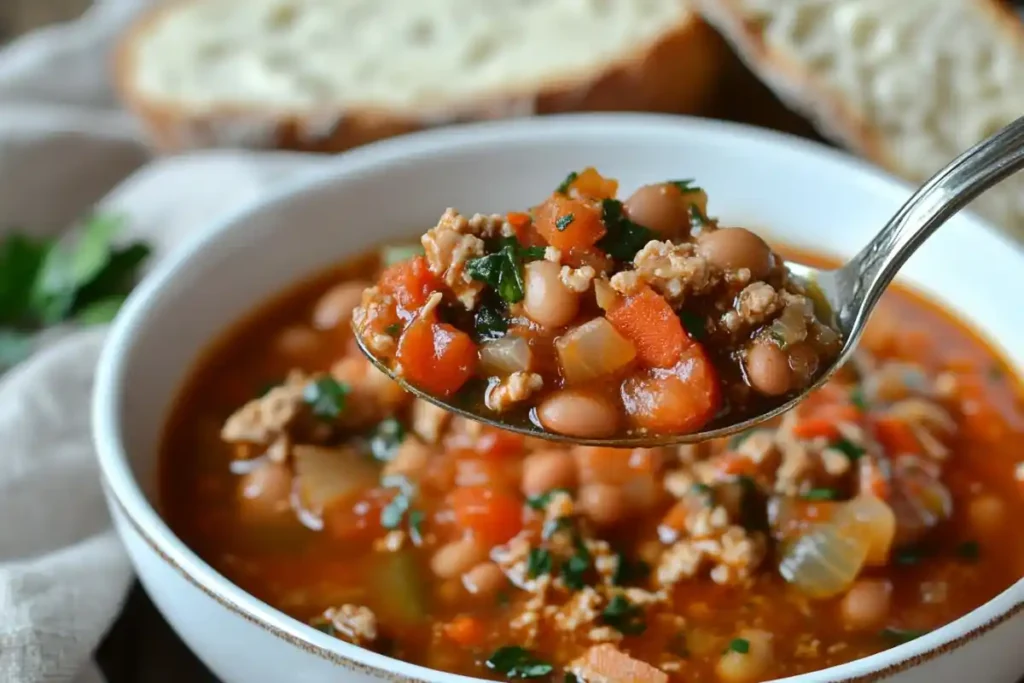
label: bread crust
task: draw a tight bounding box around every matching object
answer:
[114,2,729,154]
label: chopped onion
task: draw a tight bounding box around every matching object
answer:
[594,278,620,312]
[889,456,952,546]
[778,496,895,597]
[293,445,379,522]
[769,304,809,347]
[555,317,636,384]
[479,336,532,375]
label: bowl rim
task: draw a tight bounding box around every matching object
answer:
[92,112,1024,683]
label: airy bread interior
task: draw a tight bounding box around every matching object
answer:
[698,0,1024,234]
[130,0,695,113]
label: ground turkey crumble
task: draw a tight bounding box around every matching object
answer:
[321,604,378,645]
[421,209,514,310]
[485,371,543,412]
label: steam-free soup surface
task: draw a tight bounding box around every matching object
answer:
[161,245,1024,683]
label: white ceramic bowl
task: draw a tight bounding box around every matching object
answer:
[93,114,1024,683]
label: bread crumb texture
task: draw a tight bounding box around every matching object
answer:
[697,0,1024,234]
[132,0,689,110]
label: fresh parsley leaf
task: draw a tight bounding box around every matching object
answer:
[526,548,553,578]
[526,488,570,511]
[0,329,33,371]
[466,239,533,304]
[541,516,573,541]
[725,638,750,654]
[955,540,980,562]
[669,179,702,194]
[380,484,413,530]
[894,545,931,566]
[736,475,768,532]
[561,537,591,591]
[555,171,579,195]
[0,233,49,325]
[486,646,553,678]
[303,377,349,420]
[880,628,927,645]
[611,553,650,586]
[408,509,425,545]
[369,417,405,462]
[384,322,402,337]
[597,199,654,261]
[678,310,706,340]
[74,295,127,324]
[600,595,646,635]
[474,302,508,339]
[555,213,575,231]
[564,674,579,683]
[803,487,839,501]
[70,242,150,316]
[849,386,868,410]
[832,438,865,461]
[691,483,715,501]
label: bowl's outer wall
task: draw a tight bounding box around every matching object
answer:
[95,115,1024,683]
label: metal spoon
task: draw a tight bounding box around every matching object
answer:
[356,116,1024,447]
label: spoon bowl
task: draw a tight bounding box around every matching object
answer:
[357,115,1024,446]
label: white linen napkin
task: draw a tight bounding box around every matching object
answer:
[0,2,329,681]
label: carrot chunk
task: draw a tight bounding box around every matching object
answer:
[533,194,606,251]
[443,615,487,647]
[380,255,441,312]
[606,286,689,368]
[448,486,523,544]
[397,314,477,397]
[872,416,921,456]
[791,403,862,440]
[621,345,720,434]
[568,167,619,200]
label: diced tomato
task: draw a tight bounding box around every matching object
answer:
[443,615,487,647]
[506,211,531,230]
[533,194,606,251]
[568,167,619,200]
[448,486,523,544]
[322,488,395,542]
[475,427,526,459]
[606,286,690,368]
[574,446,661,485]
[715,452,758,477]
[397,314,478,397]
[380,255,441,313]
[871,416,921,456]
[621,345,721,434]
[791,403,862,440]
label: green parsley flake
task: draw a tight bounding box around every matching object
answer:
[526,548,553,578]
[597,199,654,261]
[555,213,575,231]
[303,377,349,420]
[725,638,750,654]
[485,646,553,678]
[369,417,405,462]
[555,171,579,195]
[955,540,980,561]
[600,595,646,635]
[832,438,865,461]
[803,487,839,501]
[526,488,570,511]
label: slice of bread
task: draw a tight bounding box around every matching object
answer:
[115,0,728,154]
[693,0,1024,235]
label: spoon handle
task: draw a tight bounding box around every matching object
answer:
[835,115,1024,335]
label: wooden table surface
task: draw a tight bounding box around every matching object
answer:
[3,3,1017,683]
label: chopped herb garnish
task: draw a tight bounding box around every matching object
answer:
[880,628,927,645]
[384,322,402,337]
[597,199,654,261]
[526,488,570,511]
[691,482,714,497]
[669,179,702,194]
[611,553,650,586]
[407,510,425,545]
[486,646,553,678]
[302,377,349,420]
[955,540,981,561]
[564,674,580,683]
[849,386,868,410]
[466,237,542,304]
[894,545,931,566]
[679,310,706,340]
[832,438,865,461]
[474,302,508,339]
[803,487,839,501]
[379,476,416,530]
[601,595,646,635]
[688,203,711,228]
[542,516,573,541]
[561,537,592,591]
[526,548,553,578]
[725,638,750,654]
[369,417,405,462]
[736,475,768,532]
[555,171,579,195]
[555,213,575,230]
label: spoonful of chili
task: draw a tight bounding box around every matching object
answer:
[354,116,1024,446]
